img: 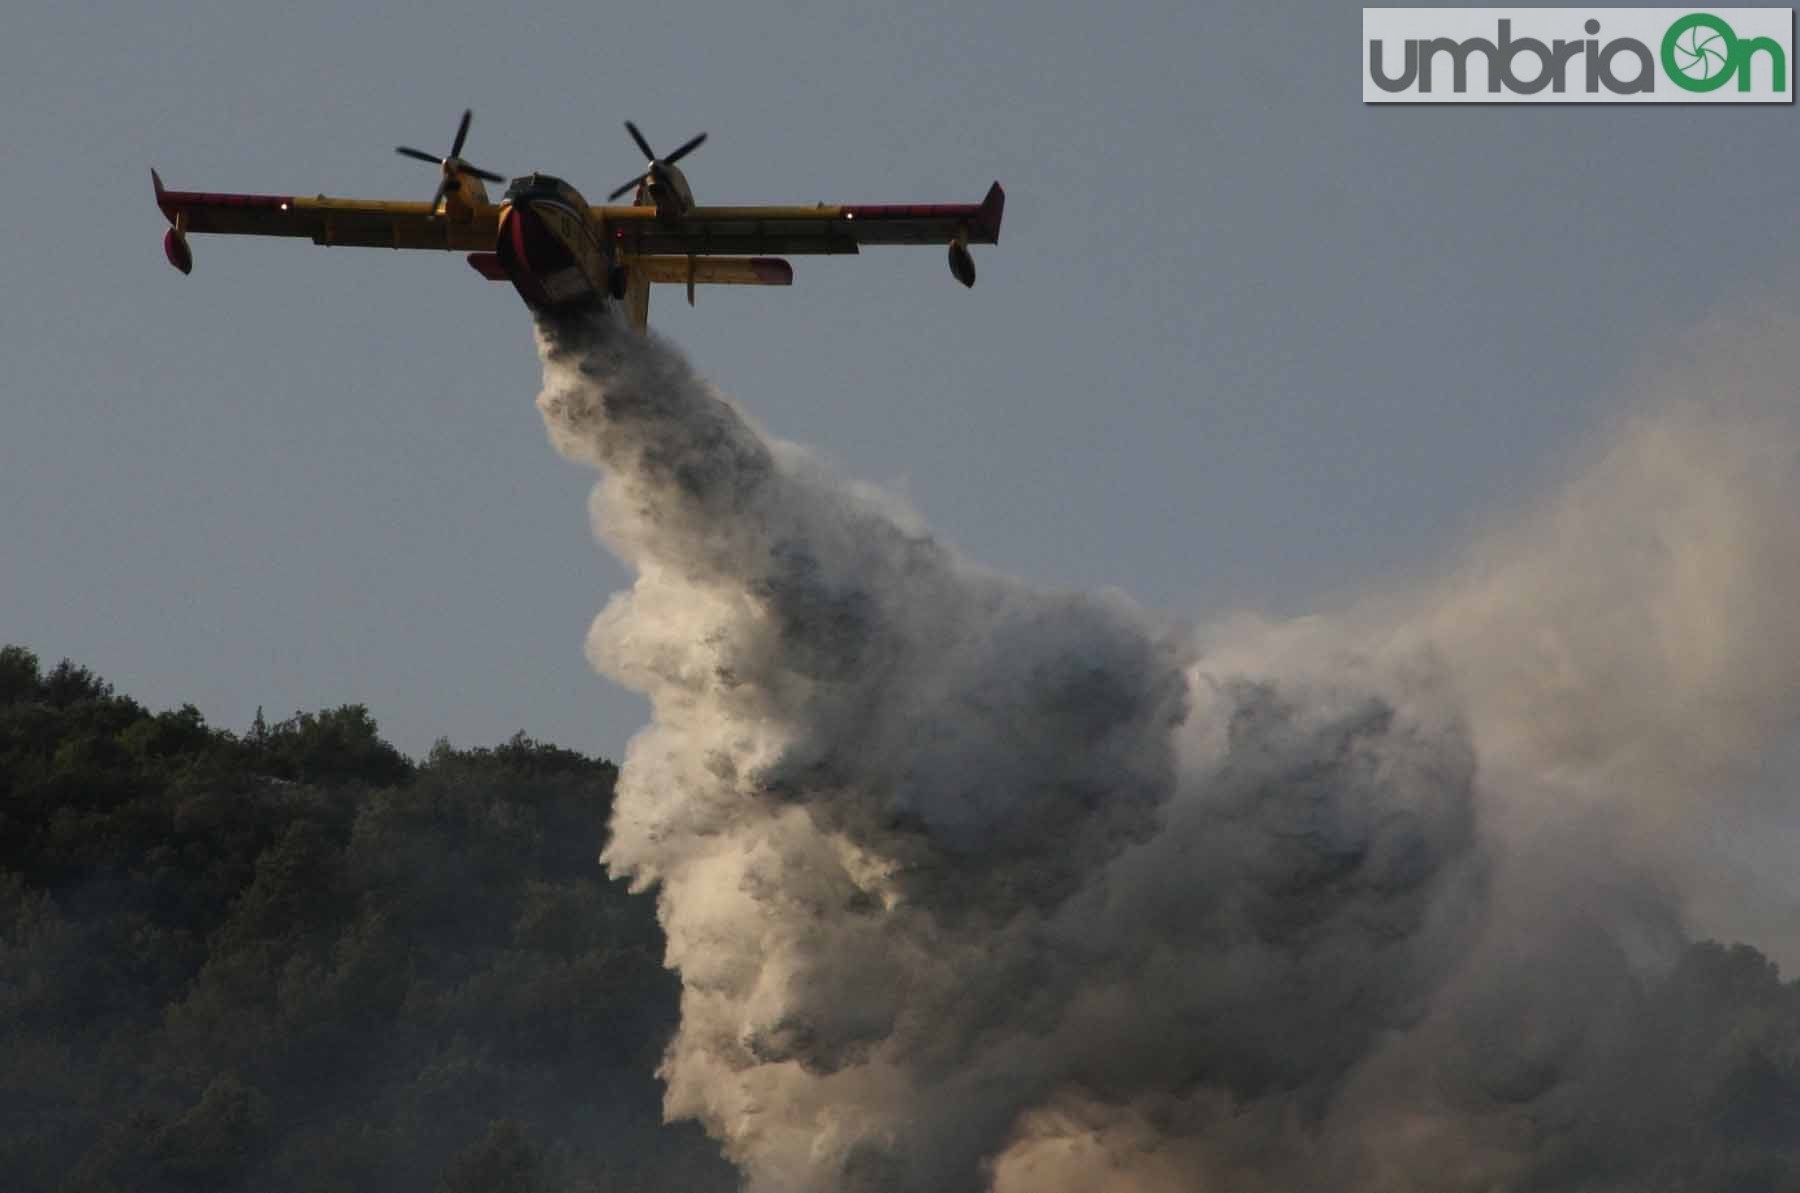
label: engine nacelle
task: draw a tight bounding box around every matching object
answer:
[163,227,193,275]
[947,235,975,288]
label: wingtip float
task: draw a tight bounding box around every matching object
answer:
[151,111,1005,332]
[151,168,192,275]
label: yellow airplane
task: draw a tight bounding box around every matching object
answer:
[153,109,1005,331]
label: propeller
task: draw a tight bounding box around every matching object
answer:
[395,108,505,211]
[607,120,707,201]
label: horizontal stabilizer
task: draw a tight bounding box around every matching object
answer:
[466,252,509,280]
[632,257,793,286]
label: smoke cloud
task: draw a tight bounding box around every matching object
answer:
[534,306,1800,1191]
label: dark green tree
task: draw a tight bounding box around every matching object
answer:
[0,646,734,1193]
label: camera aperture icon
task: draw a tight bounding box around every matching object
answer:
[1671,20,1731,81]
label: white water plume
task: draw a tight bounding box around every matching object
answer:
[535,306,1800,1192]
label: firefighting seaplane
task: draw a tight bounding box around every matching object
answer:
[151,109,1005,330]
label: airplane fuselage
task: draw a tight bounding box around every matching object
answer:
[492,173,618,312]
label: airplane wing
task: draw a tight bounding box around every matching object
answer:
[152,170,498,251]
[600,182,1005,257]
[156,171,1001,259]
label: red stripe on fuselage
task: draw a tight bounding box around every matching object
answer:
[496,205,553,308]
[496,201,606,309]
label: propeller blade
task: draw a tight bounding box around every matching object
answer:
[430,178,451,213]
[397,145,442,164]
[450,108,472,158]
[624,120,655,161]
[663,131,707,165]
[608,176,646,201]
[465,164,505,183]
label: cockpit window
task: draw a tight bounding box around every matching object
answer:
[503,174,585,209]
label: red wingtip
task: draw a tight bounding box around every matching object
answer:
[976,182,1005,243]
[151,168,176,226]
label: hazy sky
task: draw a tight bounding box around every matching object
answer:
[6,0,1798,760]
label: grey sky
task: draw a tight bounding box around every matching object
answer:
[4,0,1797,760]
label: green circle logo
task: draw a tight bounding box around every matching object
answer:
[1663,13,1740,92]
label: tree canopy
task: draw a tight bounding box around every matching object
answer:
[0,645,732,1193]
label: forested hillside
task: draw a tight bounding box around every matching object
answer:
[0,646,732,1193]
[7,644,1800,1191]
